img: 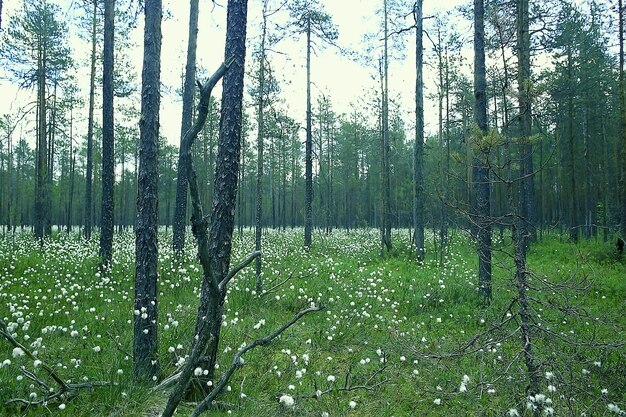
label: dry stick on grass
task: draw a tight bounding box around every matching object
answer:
[0,318,110,407]
[190,305,323,417]
[308,363,389,400]
[259,271,295,297]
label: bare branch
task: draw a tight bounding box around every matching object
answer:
[219,250,262,290]
[191,306,323,417]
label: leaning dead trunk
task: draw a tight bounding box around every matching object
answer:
[161,0,251,414]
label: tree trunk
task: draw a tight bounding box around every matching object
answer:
[173,0,199,254]
[34,31,47,240]
[46,81,57,235]
[304,15,313,248]
[100,0,115,265]
[134,0,162,380]
[381,0,392,253]
[255,4,267,291]
[67,107,75,233]
[567,48,578,242]
[413,0,425,262]
[192,0,249,393]
[617,0,626,239]
[84,0,97,240]
[474,0,492,302]
[517,0,534,253]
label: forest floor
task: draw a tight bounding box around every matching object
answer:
[0,228,624,416]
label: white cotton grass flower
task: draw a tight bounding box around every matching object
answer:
[12,347,25,358]
[608,404,622,414]
[433,398,441,405]
[349,400,357,409]
[92,346,101,353]
[58,403,66,410]
[507,409,520,417]
[327,375,336,383]
[279,394,295,408]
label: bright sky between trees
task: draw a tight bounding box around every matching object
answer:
[0,0,469,146]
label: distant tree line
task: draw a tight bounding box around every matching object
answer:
[0,0,624,247]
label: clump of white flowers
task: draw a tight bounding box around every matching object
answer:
[279,394,295,408]
[459,374,470,393]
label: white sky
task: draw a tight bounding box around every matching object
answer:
[0,0,471,148]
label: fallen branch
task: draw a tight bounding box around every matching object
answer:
[259,271,296,297]
[308,364,388,400]
[0,318,110,408]
[190,305,323,417]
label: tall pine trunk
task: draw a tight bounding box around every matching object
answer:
[134,0,162,380]
[618,0,626,239]
[173,0,200,254]
[474,0,492,302]
[100,0,115,265]
[34,33,47,240]
[255,4,267,291]
[381,0,392,254]
[517,0,534,253]
[413,0,425,262]
[304,15,313,248]
[84,0,97,240]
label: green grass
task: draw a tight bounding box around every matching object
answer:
[0,228,624,416]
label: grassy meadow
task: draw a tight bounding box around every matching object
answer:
[0,228,624,416]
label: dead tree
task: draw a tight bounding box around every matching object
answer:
[157,1,321,416]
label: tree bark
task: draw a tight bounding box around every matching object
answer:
[413,0,425,262]
[161,0,248,413]
[517,0,533,253]
[618,0,626,239]
[100,0,115,265]
[84,0,97,240]
[67,108,75,233]
[474,0,492,302]
[304,15,313,248]
[567,48,578,242]
[381,0,392,254]
[34,29,47,240]
[173,0,200,254]
[134,0,162,381]
[255,2,267,291]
